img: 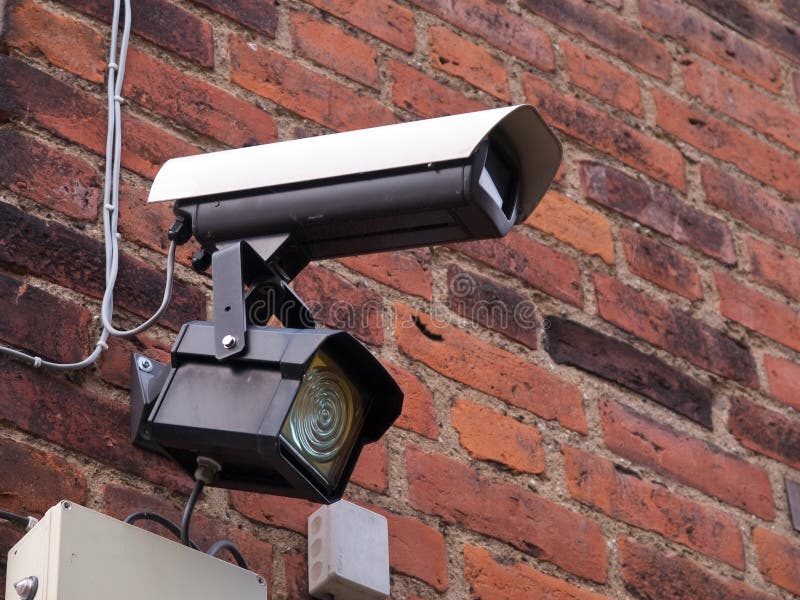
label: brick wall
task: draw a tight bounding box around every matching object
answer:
[1,0,799,598]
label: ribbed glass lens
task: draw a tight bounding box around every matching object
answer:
[281,351,364,486]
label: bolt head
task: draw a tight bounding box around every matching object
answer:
[14,576,38,600]
[137,357,153,372]
[222,334,237,349]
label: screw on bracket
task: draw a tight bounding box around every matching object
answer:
[222,335,237,349]
[136,356,153,372]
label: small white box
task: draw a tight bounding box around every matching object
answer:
[307,501,390,600]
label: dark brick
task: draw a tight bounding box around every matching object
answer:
[581,161,735,264]
[0,201,206,331]
[729,396,800,470]
[783,0,800,24]
[0,128,101,221]
[621,229,703,300]
[97,335,171,390]
[446,263,539,349]
[59,0,214,66]
[193,0,277,37]
[545,316,713,428]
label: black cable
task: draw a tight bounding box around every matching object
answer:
[0,508,30,526]
[123,511,200,550]
[206,540,249,569]
[180,480,204,547]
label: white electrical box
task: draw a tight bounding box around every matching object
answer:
[307,501,390,600]
[5,501,266,600]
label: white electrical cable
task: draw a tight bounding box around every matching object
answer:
[0,0,177,369]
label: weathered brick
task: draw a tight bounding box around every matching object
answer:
[619,536,777,600]
[58,0,213,67]
[716,272,800,352]
[6,0,106,82]
[231,492,315,535]
[429,25,509,100]
[524,75,685,191]
[97,334,170,390]
[291,12,378,89]
[124,48,277,148]
[193,0,277,37]
[545,317,713,428]
[523,0,670,80]
[338,249,432,300]
[0,55,201,180]
[764,355,800,411]
[451,398,545,474]
[0,201,206,331]
[454,231,583,307]
[306,0,414,51]
[621,229,703,301]
[382,361,439,440]
[747,236,800,304]
[653,90,800,200]
[445,263,539,350]
[0,128,101,221]
[639,0,782,93]
[410,0,554,71]
[293,264,384,346]
[283,552,311,600]
[729,396,800,470]
[389,60,487,118]
[564,446,744,568]
[600,398,774,519]
[526,190,615,263]
[783,0,800,24]
[102,484,273,583]
[594,273,757,386]
[350,438,388,493]
[229,35,395,132]
[464,544,607,600]
[753,527,800,595]
[395,303,587,433]
[561,40,643,116]
[0,360,188,491]
[581,161,736,264]
[406,447,608,582]
[702,164,800,251]
[683,58,800,154]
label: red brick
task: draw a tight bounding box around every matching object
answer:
[382,361,439,440]
[350,438,388,493]
[783,0,800,24]
[283,552,310,600]
[683,59,800,154]
[451,398,545,474]
[702,164,800,251]
[747,236,800,303]
[97,334,171,390]
[410,0,554,70]
[307,0,414,51]
[619,536,777,600]
[338,249,432,300]
[639,0,782,93]
[715,272,800,352]
[653,90,800,200]
[124,48,278,148]
[0,360,189,491]
[293,264,384,346]
[525,76,685,191]
[523,0,670,80]
[429,25,509,100]
[6,0,106,82]
[600,398,774,519]
[581,161,736,264]
[621,229,703,301]
[445,263,539,350]
[753,527,800,595]
[231,492,316,535]
[193,0,277,37]
[229,35,395,132]
[526,190,615,263]
[59,0,213,67]
[564,446,744,568]
[561,40,643,117]
[594,273,757,386]
[291,12,379,89]
[406,447,608,582]
[454,231,583,306]
[389,61,487,118]
[464,544,608,600]
[0,128,101,221]
[395,303,587,433]
[546,317,713,428]
[729,396,800,470]
[765,355,800,411]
